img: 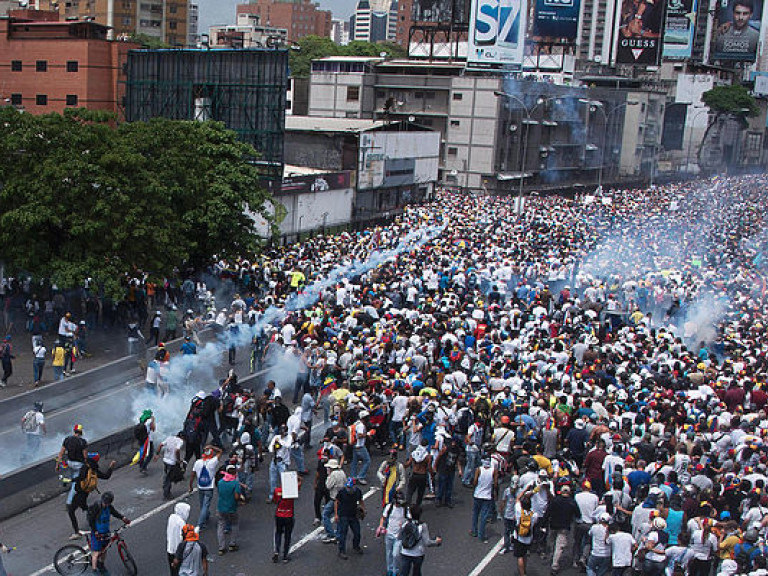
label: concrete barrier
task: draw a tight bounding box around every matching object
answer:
[0,369,266,521]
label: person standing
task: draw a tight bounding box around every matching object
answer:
[322,458,346,543]
[57,424,88,483]
[546,484,581,574]
[149,311,162,347]
[272,476,301,563]
[20,401,46,464]
[32,337,46,386]
[173,524,208,576]
[135,410,156,476]
[267,425,292,501]
[335,478,364,559]
[397,504,442,576]
[216,464,244,556]
[511,487,540,576]
[586,513,613,576]
[155,431,185,500]
[378,490,409,576]
[470,457,497,544]
[52,340,66,381]
[166,502,190,576]
[188,445,222,530]
[350,411,372,484]
[164,307,178,341]
[0,335,14,387]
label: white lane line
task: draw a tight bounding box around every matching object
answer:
[288,486,379,554]
[466,538,505,576]
[28,489,199,576]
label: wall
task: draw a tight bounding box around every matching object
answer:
[357,130,440,189]
[278,186,355,235]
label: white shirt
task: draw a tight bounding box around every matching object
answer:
[575,491,599,523]
[161,436,184,465]
[192,457,219,490]
[609,532,635,567]
[391,396,409,423]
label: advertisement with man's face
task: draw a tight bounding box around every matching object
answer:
[615,0,667,64]
[711,0,762,61]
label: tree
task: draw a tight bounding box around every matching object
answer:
[698,84,759,169]
[288,35,407,77]
[0,108,276,296]
[127,33,173,49]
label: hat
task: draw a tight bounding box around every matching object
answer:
[359,410,370,419]
[652,517,667,530]
[74,424,84,434]
[599,512,611,523]
[574,420,586,429]
[226,464,237,473]
[139,409,153,423]
[325,459,341,469]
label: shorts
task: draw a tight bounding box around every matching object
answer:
[513,540,530,558]
[90,532,109,552]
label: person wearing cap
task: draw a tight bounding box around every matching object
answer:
[322,458,347,543]
[189,444,223,529]
[585,512,613,576]
[350,411,371,485]
[68,452,116,540]
[216,464,245,556]
[545,484,580,572]
[20,401,46,464]
[57,424,88,483]
[52,339,67,381]
[335,477,364,559]
[638,516,668,576]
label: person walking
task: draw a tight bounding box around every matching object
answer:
[149,311,162,347]
[267,425,292,501]
[57,424,88,484]
[216,464,244,556]
[172,524,209,576]
[20,401,46,464]
[155,431,185,500]
[470,456,497,544]
[350,411,372,484]
[32,337,46,386]
[397,504,442,576]
[0,538,10,576]
[511,486,540,576]
[188,445,222,530]
[322,458,346,544]
[546,484,581,574]
[66,452,116,540]
[378,490,409,576]
[166,502,191,576]
[52,339,66,381]
[335,478,364,559]
[586,513,613,576]
[0,335,14,387]
[272,476,301,563]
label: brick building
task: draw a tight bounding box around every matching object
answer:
[236,0,331,42]
[0,12,136,115]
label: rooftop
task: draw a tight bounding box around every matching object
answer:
[285,116,387,133]
[314,56,385,63]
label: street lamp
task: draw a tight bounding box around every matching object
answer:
[587,100,640,191]
[685,107,709,175]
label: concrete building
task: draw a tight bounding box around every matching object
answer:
[208,14,287,48]
[331,18,349,45]
[284,117,439,224]
[0,11,136,114]
[235,0,331,42]
[351,0,397,43]
[187,2,198,46]
[308,56,382,119]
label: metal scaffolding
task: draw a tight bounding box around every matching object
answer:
[122,48,288,181]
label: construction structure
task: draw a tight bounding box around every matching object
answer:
[123,48,288,181]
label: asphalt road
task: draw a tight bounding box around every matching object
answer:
[1,436,583,576]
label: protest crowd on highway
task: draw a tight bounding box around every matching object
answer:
[9,174,768,576]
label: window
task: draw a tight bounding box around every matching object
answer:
[415,91,423,99]
[425,91,435,99]
[450,120,460,127]
[36,60,47,72]
[169,20,177,29]
[452,92,463,100]
[10,94,22,106]
[447,147,458,155]
[11,60,22,71]
[66,61,79,72]
[66,94,78,106]
[346,86,360,102]
[169,4,176,11]
[36,94,48,106]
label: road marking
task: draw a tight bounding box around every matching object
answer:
[466,538,505,576]
[288,486,379,554]
[28,489,199,576]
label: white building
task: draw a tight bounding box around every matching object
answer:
[209,13,287,48]
[352,0,397,43]
[187,3,199,46]
[331,18,350,45]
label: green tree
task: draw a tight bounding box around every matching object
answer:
[288,35,407,77]
[128,33,173,49]
[0,109,276,296]
[698,84,759,169]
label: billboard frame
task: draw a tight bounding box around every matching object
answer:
[467,0,528,68]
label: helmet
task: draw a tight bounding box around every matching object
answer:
[34,401,43,412]
[101,491,114,506]
[73,424,84,434]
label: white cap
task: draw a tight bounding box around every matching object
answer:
[359,410,369,419]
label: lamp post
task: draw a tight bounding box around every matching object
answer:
[586,100,640,191]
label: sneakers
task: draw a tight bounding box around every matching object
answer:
[228,544,239,552]
[322,536,337,544]
[283,556,290,563]
[357,478,368,485]
[313,518,321,526]
[353,547,364,555]
[338,551,349,560]
[218,549,226,556]
[272,552,279,563]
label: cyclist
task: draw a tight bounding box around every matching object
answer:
[67,453,116,540]
[87,492,130,575]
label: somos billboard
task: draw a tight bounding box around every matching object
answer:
[468,0,527,66]
[711,0,762,62]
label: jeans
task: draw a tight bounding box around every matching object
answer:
[386,532,402,575]
[390,420,404,446]
[399,553,425,576]
[54,366,64,381]
[337,515,361,553]
[274,516,294,557]
[23,433,41,464]
[586,554,611,576]
[238,470,254,495]
[162,464,174,499]
[471,498,494,540]
[351,446,371,481]
[216,511,239,551]
[436,472,454,504]
[33,358,45,382]
[641,559,666,576]
[291,445,306,474]
[322,500,336,538]
[0,551,6,576]
[503,518,515,551]
[463,447,480,485]
[270,458,287,495]
[197,489,214,528]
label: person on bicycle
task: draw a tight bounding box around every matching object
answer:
[87,492,130,574]
[67,452,116,540]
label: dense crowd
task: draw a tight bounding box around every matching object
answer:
[30,174,768,576]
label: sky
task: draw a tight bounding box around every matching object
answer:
[198,0,357,33]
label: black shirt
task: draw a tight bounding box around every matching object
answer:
[63,435,88,462]
[336,486,363,518]
[546,495,580,530]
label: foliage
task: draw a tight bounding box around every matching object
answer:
[289,35,407,77]
[127,33,173,49]
[701,84,759,116]
[0,108,276,296]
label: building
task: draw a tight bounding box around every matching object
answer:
[235,0,331,42]
[284,116,439,225]
[308,56,382,119]
[45,0,190,46]
[575,0,618,68]
[123,49,288,180]
[208,14,287,48]
[331,18,349,45]
[187,3,198,46]
[351,0,397,43]
[393,0,411,47]
[0,12,136,114]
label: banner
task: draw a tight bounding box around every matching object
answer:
[663,0,698,58]
[710,0,762,62]
[277,171,352,195]
[468,0,527,67]
[532,0,581,39]
[615,0,667,64]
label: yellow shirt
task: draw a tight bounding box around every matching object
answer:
[53,346,66,367]
[533,455,554,475]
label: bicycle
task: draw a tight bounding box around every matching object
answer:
[54,525,137,576]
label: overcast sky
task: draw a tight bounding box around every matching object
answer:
[199,0,357,32]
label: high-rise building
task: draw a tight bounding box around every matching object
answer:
[235,0,331,43]
[352,0,397,43]
[187,3,198,46]
[42,0,191,46]
[576,0,619,66]
[331,18,350,45]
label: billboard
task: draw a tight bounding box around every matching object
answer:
[468,0,527,67]
[615,0,667,64]
[532,0,581,39]
[710,0,762,62]
[358,132,440,190]
[663,0,698,58]
[278,171,352,195]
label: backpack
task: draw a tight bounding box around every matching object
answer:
[22,410,37,433]
[79,467,99,494]
[400,519,421,550]
[735,542,757,572]
[517,509,533,537]
[198,463,213,488]
[134,422,148,443]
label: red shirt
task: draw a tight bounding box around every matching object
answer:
[273,488,295,518]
